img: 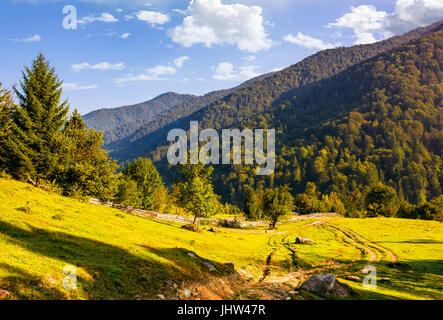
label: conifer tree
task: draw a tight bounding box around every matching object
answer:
[0,83,34,176]
[0,84,14,169]
[12,53,69,179]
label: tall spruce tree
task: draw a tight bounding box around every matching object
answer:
[12,53,69,180]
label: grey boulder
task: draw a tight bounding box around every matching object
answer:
[300,273,355,298]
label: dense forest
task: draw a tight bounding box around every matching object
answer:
[145,23,443,219]
[104,21,443,162]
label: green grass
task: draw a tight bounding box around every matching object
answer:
[0,178,442,300]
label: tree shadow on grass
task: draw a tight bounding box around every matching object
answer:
[0,262,66,300]
[0,220,228,300]
[139,246,235,278]
[400,260,443,276]
[380,239,443,244]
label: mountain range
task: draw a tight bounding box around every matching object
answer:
[84,20,443,206]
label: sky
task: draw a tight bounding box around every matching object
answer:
[1,0,442,115]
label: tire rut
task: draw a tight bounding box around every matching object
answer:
[330,224,398,263]
[325,224,378,262]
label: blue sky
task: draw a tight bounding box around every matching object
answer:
[1,0,442,114]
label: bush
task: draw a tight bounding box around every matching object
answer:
[295,194,312,215]
[242,187,264,220]
[365,184,398,217]
[413,196,443,221]
[218,218,242,228]
[0,171,11,179]
[397,201,417,219]
[181,224,201,232]
[295,189,345,215]
[116,179,141,207]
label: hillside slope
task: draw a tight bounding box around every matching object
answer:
[106,21,443,162]
[0,177,442,300]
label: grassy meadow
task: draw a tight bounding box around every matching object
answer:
[0,177,442,300]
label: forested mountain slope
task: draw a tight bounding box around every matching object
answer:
[107,21,443,162]
[214,25,442,206]
[137,23,443,210]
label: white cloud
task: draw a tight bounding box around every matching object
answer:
[62,83,98,91]
[120,33,131,39]
[169,0,272,53]
[329,0,443,44]
[284,32,339,50]
[384,0,443,35]
[213,62,259,81]
[72,62,125,72]
[114,56,188,84]
[78,12,118,25]
[172,8,188,15]
[116,9,123,13]
[328,5,386,44]
[114,66,176,83]
[270,66,284,72]
[10,34,41,43]
[134,10,170,25]
[173,56,189,68]
[148,65,177,77]
[244,55,256,62]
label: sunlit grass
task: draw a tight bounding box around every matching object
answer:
[0,178,442,300]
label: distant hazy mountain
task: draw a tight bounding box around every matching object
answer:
[84,71,276,146]
[83,92,195,133]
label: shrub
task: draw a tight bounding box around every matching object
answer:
[365,184,398,217]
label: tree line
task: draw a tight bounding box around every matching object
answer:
[0,54,296,230]
[1,52,440,227]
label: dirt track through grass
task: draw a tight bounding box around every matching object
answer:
[332,224,398,263]
[326,223,398,263]
[325,224,378,262]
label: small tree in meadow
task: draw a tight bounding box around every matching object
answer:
[365,184,398,217]
[262,185,294,229]
[176,163,218,230]
[121,157,166,210]
[58,109,119,200]
[242,186,264,220]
